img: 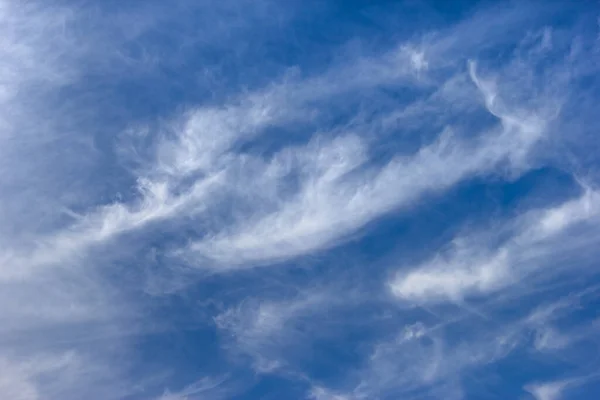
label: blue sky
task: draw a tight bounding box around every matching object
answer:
[1,1,600,399]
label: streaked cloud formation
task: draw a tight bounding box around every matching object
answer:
[1,1,600,399]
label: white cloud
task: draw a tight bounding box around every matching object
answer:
[308,386,352,400]
[0,351,130,400]
[306,283,600,400]
[214,289,338,373]
[156,376,230,400]
[1,1,576,279]
[182,62,553,269]
[525,381,568,400]
[525,187,600,240]
[390,186,600,303]
[391,248,512,302]
[322,318,522,400]
[1,2,599,400]
[0,1,193,399]
[32,2,567,277]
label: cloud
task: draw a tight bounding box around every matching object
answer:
[308,386,352,400]
[2,1,600,400]
[304,283,600,400]
[0,1,137,397]
[525,381,568,400]
[214,288,339,373]
[390,186,600,303]
[2,0,578,278]
[179,43,560,269]
[7,0,562,278]
[0,351,131,400]
[156,376,231,400]
[525,370,600,400]
[304,316,522,400]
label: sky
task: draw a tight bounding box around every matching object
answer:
[1,0,600,399]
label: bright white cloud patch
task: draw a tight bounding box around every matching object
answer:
[390,187,600,303]
[1,1,600,399]
[525,381,569,400]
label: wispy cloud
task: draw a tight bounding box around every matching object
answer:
[214,288,342,373]
[3,0,578,277]
[2,1,600,399]
[390,186,600,303]
[525,371,600,400]
[525,380,569,400]
[178,31,565,269]
[156,376,231,400]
